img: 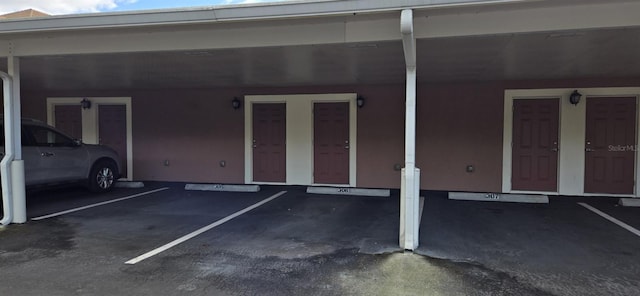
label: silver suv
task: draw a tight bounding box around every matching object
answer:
[1,118,121,192]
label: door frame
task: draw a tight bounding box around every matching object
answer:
[503,88,640,197]
[244,93,357,187]
[46,97,133,181]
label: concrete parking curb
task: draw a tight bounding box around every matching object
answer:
[449,192,549,204]
[115,181,145,188]
[185,183,260,192]
[306,186,390,197]
[619,198,640,207]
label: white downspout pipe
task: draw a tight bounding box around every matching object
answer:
[8,57,26,224]
[0,71,14,226]
[399,9,421,250]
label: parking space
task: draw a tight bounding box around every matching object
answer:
[0,185,403,295]
[25,184,294,263]
[2,186,640,295]
[578,197,640,232]
[419,193,640,296]
[148,187,400,260]
[27,186,170,220]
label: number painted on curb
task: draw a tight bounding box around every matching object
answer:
[485,193,501,200]
[338,188,350,193]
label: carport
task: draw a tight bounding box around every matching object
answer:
[2,0,640,252]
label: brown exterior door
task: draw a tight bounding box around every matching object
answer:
[314,102,349,184]
[512,99,559,192]
[585,97,637,194]
[54,105,82,140]
[253,103,286,182]
[99,105,127,178]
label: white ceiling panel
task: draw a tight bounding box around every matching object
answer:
[2,27,639,91]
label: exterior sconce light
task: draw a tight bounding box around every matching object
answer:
[232,97,241,110]
[81,98,92,109]
[356,96,365,108]
[569,90,582,106]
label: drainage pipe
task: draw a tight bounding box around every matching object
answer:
[0,71,14,225]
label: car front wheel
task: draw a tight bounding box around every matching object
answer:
[88,160,117,193]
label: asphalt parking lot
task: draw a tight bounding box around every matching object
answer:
[1,184,639,296]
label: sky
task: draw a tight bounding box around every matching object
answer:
[0,0,292,15]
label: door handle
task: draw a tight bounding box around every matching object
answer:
[551,148,558,152]
[585,148,595,152]
[345,146,350,149]
[41,152,55,157]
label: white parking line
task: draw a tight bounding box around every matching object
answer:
[125,190,287,265]
[578,202,640,237]
[31,187,170,221]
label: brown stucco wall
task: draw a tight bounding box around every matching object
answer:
[242,85,406,189]
[17,76,640,191]
[21,89,246,183]
[132,89,245,183]
[19,86,407,186]
[416,82,505,192]
[352,86,405,189]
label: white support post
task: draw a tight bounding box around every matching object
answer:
[399,9,420,250]
[0,71,14,226]
[8,57,26,224]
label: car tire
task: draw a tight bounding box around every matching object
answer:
[88,160,117,193]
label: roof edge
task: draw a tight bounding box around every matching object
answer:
[0,0,528,34]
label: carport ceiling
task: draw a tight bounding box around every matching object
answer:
[2,27,640,91]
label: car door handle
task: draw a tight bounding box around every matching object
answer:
[41,152,55,157]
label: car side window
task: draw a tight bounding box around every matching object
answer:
[0,126,35,147]
[26,126,76,147]
[21,127,36,146]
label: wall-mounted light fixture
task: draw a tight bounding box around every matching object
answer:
[81,98,92,109]
[356,96,365,108]
[569,90,582,106]
[232,97,241,110]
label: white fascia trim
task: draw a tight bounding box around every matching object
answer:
[416,1,640,38]
[0,0,533,34]
[503,87,640,197]
[3,2,639,57]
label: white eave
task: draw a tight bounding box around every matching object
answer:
[0,0,536,34]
